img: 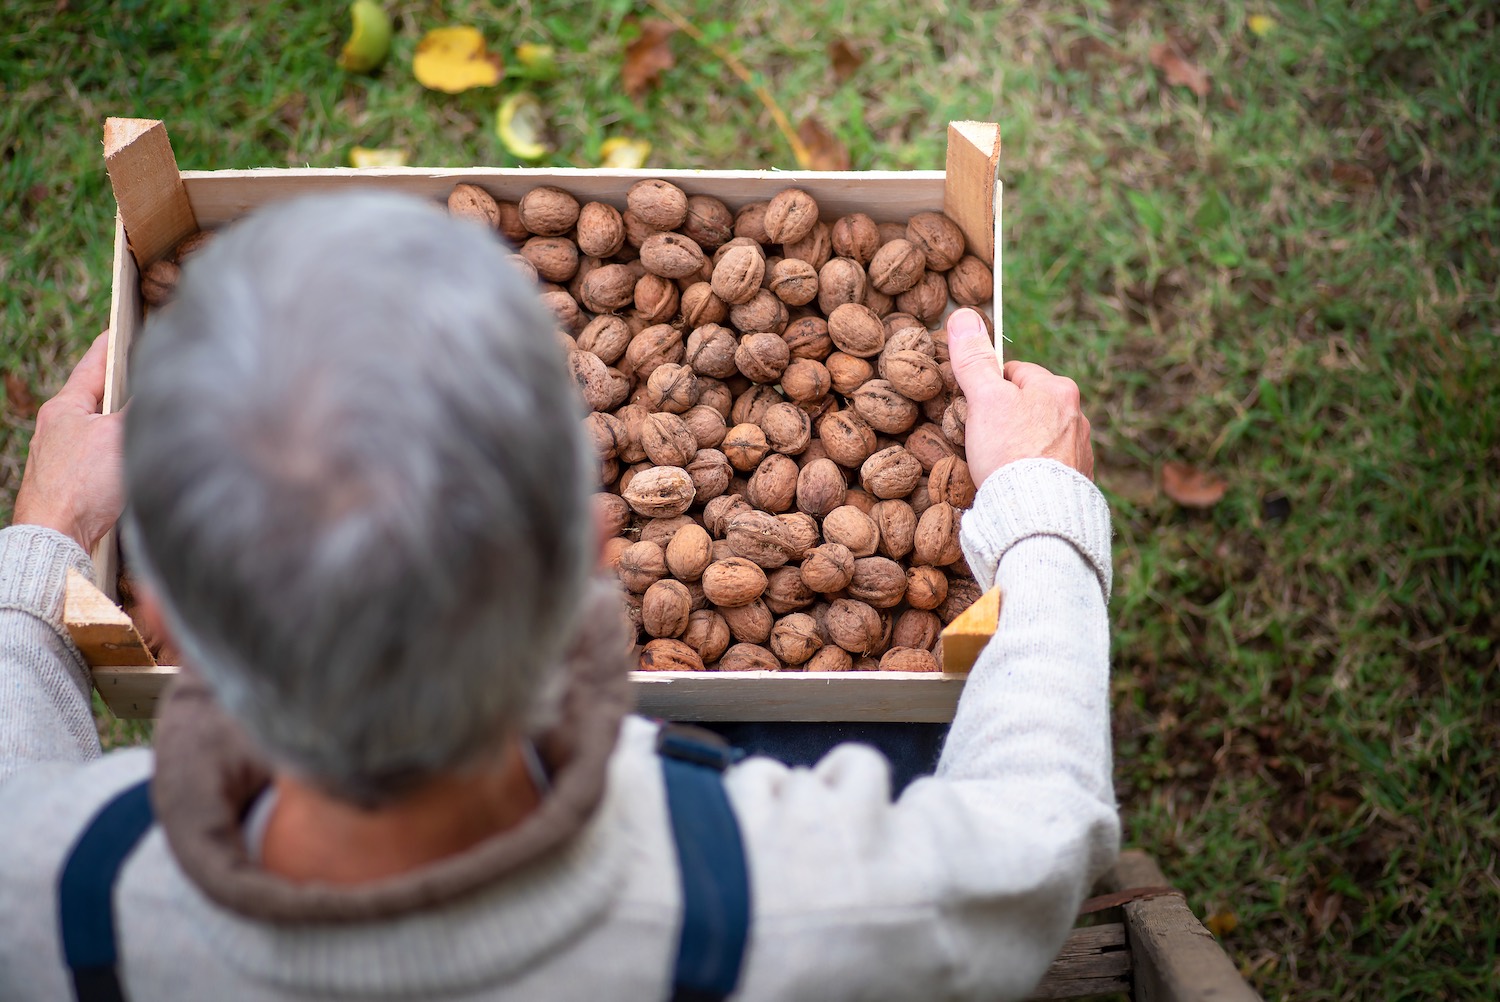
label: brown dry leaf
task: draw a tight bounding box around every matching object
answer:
[1332,162,1377,191]
[1205,909,1239,937]
[797,118,850,171]
[828,39,863,83]
[1306,887,1343,937]
[4,372,38,418]
[1161,461,1227,508]
[622,20,677,99]
[1149,41,1211,97]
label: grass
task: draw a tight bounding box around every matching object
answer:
[2,0,1497,997]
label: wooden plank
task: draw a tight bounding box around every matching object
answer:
[1028,923,1131,999]
[944,121,1001,268]
[64,569,153,668]
[1106,851,1262,1002]
[92,215,140,596]
[94,665,176,719]
[103,118,198,267]
[939,586,1002,673]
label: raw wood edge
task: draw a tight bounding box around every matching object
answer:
[944,121,1001,268]
[93,215,140,595]
[939,585,1002,673]
[103,117,198,268]
[64,569,154,668]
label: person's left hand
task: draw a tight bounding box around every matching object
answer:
[12,331,127,552]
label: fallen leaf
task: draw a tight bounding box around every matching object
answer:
[828,39,863,83]
[496,92,550,160]
[1149,41,1210,97]
[1306,887,1343,937]
[337,0,393,74]
[413,26,503,93]
[1161,461,1227,508]
[622,20,677,99]
[797,117,850,171]
[1331,162,1377,191]
[513,43,558,79]
[1205,909,1239,937]
[349,147,409,167]
[3,372,38,418]
[1248,14,1277,37]
[599,137,652,169]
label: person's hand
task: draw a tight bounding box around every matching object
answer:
[946,308,1093,485]
[12,332,127,552]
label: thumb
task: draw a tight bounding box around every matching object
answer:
[946,308,1011,404]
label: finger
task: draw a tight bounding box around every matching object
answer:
[1000,360,1057,388]
[56,331,112,413]
[946,309,1012,403]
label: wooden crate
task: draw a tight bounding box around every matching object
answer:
[78,118,1006,722]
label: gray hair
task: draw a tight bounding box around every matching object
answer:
[123,192,595,804]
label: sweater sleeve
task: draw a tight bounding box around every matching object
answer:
[0,525,102,785]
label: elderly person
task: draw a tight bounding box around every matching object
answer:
[0,193,1116,1000]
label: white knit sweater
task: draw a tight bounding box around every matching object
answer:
[0,458,1118,1000]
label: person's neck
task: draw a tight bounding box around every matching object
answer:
[259,739,543,885]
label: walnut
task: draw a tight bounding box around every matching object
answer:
[641,412,698,467]
[718,642,781,672]
[710,245,765,305]
[583,411,626,461]
[448,183,502,228]
[877,221,907,244]
[636,638,703,671]
[851,380,920,435]
[700,557,768,608]
[879,647,941,672]
[871,499,917,560]
[733,202,772,244]
[947,255,993,306]
[697,378,734,418]
[848,556,907,608]
[723,510,796,568]
[746,453,799,513]
[621,209,659,250]
[633,273,679,324]
[764,188,820,244]
[905,422,958,472]
[593,492,632,537]
[686,448,733,503]
[610,404,647,464]
[795,458,847,518]
[821,505,879,557]
[860,446,923,499]
[827,303,886,358]
[718,598,773,644]
[841,488,877,515]
[781,359,831,403]
[662,523,713,582]
[172,229,215,262]
[567,350,614,411]
[678,284,725,329]
[576,201,627,258]
[896,271,949,327]
[769,613,823,665]
[938,576,982,625]
[794,394,837,425]
[642,579,693,638]
[879,350,945,402]
[514,186,578,236]
[703,494,753,537]
[627,178,689,230]
[622,323,684,379]
[681,609,731,662]
[140,258,180,306]
[764,567,816,616]
[732,386,781,428]
[735,332,791,384]
[783,317,833,361]
[800,542,854,593]
[769,258,819,306]
[521,236,580,283]
[775,512,821,559]
[681,194,734,251]
[928,456,976,508]
[598,535,630,572]
[579,263,637,313]
[623,466,695,517]
[645,364,700,414]
[639,231,706,280]
[507,254,539,285]
[905,212,966,272]
[913,503,963,566]
[618,540,667,592]
[942,396,968,448]
[826,599,884,655]
[805,646,854,672]
[488,200,526,243]
[759,402,811,455]
[862,284,894,318]
[904,568,948,612]
[639,514,694,548]
[868,238,926,295]
[682,324,737,379]
[577,315,631,365]
[722,423,771,472]
[883,314,922,339]
[682,405,728,449]
[540,290,586,335]
[782,221,832,269]
[729,289,789,335]
[825,352,876,395]
[831,213,880,265]
[817,257,868,315]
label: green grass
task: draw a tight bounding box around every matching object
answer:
[2,1,1497,997]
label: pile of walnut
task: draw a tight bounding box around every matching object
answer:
[446,179,991,674]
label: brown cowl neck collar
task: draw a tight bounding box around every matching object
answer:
[151,579,634,924]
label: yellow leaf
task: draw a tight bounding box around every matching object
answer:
[1248,14,1276,37]
[599,137,651,169]
[1206,909,1239,937]
[514,43,557,78]
[496,93,549,160]
[337,0,392,74]
[413,27,503,93]
[349,147,409,168]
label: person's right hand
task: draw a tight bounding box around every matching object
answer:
[945,308,1093,485]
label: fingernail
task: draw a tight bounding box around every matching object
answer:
[948,308,983,340]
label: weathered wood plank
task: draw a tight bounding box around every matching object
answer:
[103,118,198,267]
[93,665,176,719]
[1028,923,1130,1000]
[64,569,153,668]
[940,585,1002,673]
[92,215,140,597]
[944,121,1002,268]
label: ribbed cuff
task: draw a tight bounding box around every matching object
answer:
[0,525,94,626]
[959,459,1113,600]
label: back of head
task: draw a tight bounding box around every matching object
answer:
[124,192,593,804]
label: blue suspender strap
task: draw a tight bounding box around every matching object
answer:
[57,778,155,1002]
[657,726,751,1002]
